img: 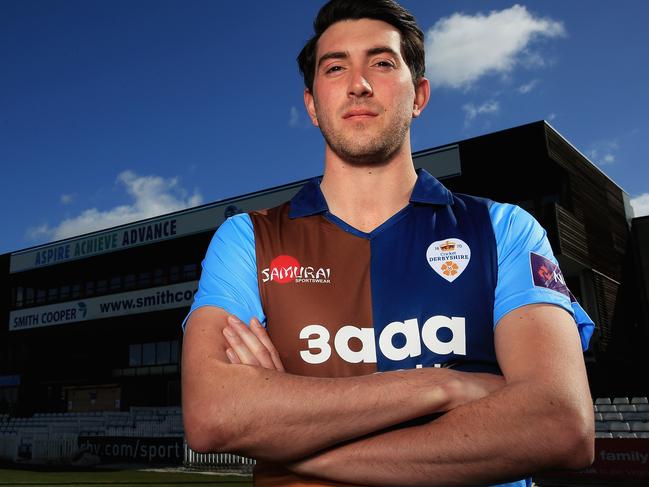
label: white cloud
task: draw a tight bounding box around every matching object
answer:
[631,193,649,218]
[288,106,300,128]
[463,99,499,125]
[288,105,311,129]
[425,5,565,90]
[518,79,539,94]
[288,105,314,129]
[27,171,202,242]
[587,139,619,166]
[60,193,74,205]
[603,154,615,164]
[27,224,51,240]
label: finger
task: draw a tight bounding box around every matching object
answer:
[222,320,261,366]
[250,318,284,371]
[250,318,285,372]
[226,348,241,364]
[227,316,276,369]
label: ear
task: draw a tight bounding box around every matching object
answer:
[412,77,430,118]
[304,88,319,127]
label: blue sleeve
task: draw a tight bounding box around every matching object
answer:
[490,202,594,351]
[181,213,265,331]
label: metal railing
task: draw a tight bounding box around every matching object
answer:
[183,441,255,473]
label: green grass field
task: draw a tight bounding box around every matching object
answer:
[0,467,253,486]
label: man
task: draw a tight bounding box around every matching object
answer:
[182,1,595,486]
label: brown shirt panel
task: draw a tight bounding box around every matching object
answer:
[250,203,376,487]
[251,203,376,378]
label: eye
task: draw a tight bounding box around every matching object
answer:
[373,60,395,69]
[325,65,344,74]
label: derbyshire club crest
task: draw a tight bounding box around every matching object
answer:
[426,238,471,283]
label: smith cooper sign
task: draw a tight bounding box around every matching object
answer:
[9,281,198,331]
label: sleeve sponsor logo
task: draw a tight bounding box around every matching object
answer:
[530,252,570,298]
[426,238,471,282]
[261,254,331,284]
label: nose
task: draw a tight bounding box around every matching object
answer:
[348,68,372,97]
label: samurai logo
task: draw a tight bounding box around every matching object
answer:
[261,255,331,284]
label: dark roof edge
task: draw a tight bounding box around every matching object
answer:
[543,120,628,195]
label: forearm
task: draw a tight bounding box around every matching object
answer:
[291,378,594,486]
[185,361,460,461]
[182,308,490,462]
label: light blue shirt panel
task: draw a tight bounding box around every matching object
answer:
[490,202,574,327]
[494,481,531,487]
[181,213,265,331]
[572,298,595,351]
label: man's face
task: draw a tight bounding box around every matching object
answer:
[305,18,422,166]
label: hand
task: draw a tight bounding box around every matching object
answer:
[222,315,285,372]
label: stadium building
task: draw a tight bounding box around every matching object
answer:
[1,121,648,474]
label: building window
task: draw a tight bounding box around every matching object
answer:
[128,341,180,369]
[183,264,198,280]
[47,287,59,303]
[142,343,156,366]
[153,268,165,286]
[25,288,34,306]
[85,281,95,297]
[170,340,180,364]
[138,272,151,288]
[60,285,70,300]
[96,280,107,294]
[124,274,136,289]
[14,287,23,308]
[129,344,142,367]
[109,277,121,292]
[71,284,81,299]
[169,266,180,283]
[36,289,46,304]
[156,341,170,364]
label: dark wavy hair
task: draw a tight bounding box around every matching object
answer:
[297,0,425,92]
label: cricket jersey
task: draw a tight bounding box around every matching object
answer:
[184,168,594,487]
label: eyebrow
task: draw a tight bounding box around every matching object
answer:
[366,46,399,58]
[317,46,400,70]
[317,51,347,70]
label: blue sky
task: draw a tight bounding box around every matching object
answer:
[1,0,648,255]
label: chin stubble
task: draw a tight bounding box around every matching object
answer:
[320,113,411,167]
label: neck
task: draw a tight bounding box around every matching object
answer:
[320,140,417,233]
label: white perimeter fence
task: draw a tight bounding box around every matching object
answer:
[1,432,254,472]
[183,442,255,472]
[0,434,79,463]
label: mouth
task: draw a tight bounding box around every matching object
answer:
[342,109,378,120]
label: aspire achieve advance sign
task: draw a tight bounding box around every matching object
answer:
[10,218,180,273]
[10,182,304,274]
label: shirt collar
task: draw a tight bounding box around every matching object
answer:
[289,176,328,218]
[409,168,454,206]
[288,168,453,219]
